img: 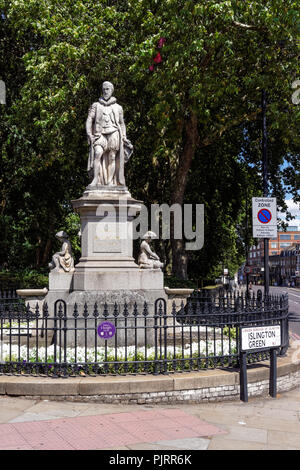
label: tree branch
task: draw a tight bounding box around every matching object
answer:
[232,20,266,31]
[200,109,261,148]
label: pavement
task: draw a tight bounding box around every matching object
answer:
[0,385,300,450]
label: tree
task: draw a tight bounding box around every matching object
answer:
[127,0,300,277]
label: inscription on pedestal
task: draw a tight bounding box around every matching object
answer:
[93,238,122,253]
[93,221,127,253]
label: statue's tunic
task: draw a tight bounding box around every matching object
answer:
[138,240,163,270]
[86,97,126,185]
[59,240,74,272]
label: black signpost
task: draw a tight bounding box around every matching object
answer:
[262,89,270,296]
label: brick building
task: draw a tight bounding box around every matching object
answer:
[247,226,300,286]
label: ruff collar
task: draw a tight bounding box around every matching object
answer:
[99,96,117,106]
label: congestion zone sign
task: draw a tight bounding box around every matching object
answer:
[252,197,277,238]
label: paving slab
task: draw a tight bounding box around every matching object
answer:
[125,443,181,450]
[260,397,300,411]
[218,424,268,444]
[252,406,299,421]
[238,415,300,433]
[0,397,36,423]
[153,437,210,450]
[11,400,86,421]
[267,430,300,449]
[208,437,268,450]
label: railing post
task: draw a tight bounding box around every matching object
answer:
[269,348,277,398]
[239,351,248,402]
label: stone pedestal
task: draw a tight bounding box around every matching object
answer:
[49,270,74,291]
[71,186,141,290]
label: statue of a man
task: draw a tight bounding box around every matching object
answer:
[86,81,133,187]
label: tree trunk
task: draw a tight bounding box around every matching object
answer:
[35,235,42,268]
[170,111,198,280]
[42,239,52,266]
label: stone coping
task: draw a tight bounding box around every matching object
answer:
[16,288,48,297]
[0,349,299,401]
[164,287,194,296]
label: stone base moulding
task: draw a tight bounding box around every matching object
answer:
[1,349,300,404]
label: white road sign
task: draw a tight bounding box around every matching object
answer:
[241,325,281,351]
[252,197,277,238]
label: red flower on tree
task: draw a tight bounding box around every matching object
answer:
[153,52,162,64]
[149,38,166,72]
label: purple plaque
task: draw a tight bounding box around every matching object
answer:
[97,321,116,339]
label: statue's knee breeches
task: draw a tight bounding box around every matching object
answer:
[106,131,119,151]
[94,135,108,152]
[94,145,104,160]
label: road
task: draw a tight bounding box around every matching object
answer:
[251,285,300,340]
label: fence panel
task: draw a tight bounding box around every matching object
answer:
[0,290,290,377]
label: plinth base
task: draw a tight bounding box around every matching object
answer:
[82,184,132,199]
[61,287,166,348]
[73,267,164,291]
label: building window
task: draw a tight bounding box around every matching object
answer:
[294,235,300,240]
[280,235,291,240]
[280,243,291,248]
[271,243,277,248]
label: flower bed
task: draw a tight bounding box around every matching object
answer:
[0,338,238,376]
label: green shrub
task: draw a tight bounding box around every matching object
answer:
[0,269,49,289]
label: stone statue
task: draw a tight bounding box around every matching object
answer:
[138,231,164,270]
[86,81,133,187]
[49,231,74,272]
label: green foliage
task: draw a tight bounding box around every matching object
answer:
[164,276,198,289]
[0,269,48,289]
[223,326,237,339]
[0,0,299,280]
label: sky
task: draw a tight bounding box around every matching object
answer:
[277,158,300,229]
[278,197,300,229]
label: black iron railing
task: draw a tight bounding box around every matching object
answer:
[0,289,24,310]
[0,290,289,377]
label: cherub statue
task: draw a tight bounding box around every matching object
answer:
[138,231,164,270]
[48,231,74,272]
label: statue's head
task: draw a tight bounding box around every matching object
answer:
[102,81,114,101]
[55,231,68,240]
[142,231,158,242]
